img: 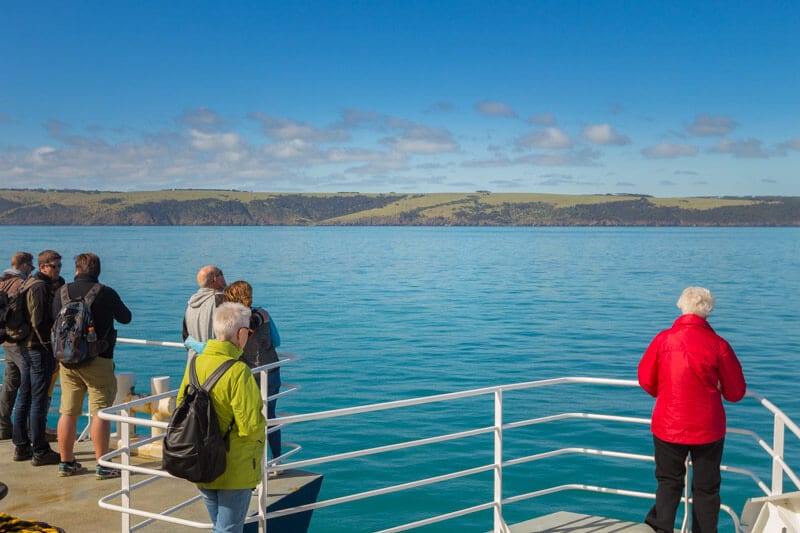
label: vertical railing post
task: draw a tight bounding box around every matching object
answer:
[493,389,507,533]
[261,369,268,533]
[772,413,785,495]
[679,458,690,533]
[120,408,131,533]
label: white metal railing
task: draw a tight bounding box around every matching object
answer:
[98,337,299,532]
[97,371,800,532]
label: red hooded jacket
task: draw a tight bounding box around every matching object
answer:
[638,314,746,444]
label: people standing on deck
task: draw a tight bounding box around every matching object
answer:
[183,265,226,360]
[12,250,62,466]
[178,302,265,533]
[53,253,132,479]
[223,280,282,465]
[638,287,746,533]
[0,252,35,440]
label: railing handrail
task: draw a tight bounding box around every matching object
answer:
[97,362,800,533]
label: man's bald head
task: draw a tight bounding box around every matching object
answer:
[197,265,226,290]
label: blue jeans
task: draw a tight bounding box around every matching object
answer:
[198,487,252,533]
[0,345,23,435]
[12,347,55,454]
[266,369,281,459]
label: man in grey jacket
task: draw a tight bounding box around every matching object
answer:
[182,265,226,360]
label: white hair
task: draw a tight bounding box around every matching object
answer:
[676,286,715,318]
[213,302,251,342]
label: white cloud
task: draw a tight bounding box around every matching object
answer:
[189,129,244,151]
[178,107,225,130]
[516,128,573,149]
[382,124,457,154]
[474,101,517,117]
[249,112,348,142]
[780,138,800,151]
[581,124,631,145]
[688,114,737,137]
[529,113,556,126]
[641,142,698,158]
[708,138,770,158]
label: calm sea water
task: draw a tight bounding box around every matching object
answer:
[2,226,799,532]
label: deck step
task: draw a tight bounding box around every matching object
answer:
[509,511,657,532]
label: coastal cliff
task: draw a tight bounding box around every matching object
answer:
[1,189,798,226]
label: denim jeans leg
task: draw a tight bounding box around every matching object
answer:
[27,348,54,454]
[199,488,252,533]
[199,488,220,528]
[12,349,33,448]
[267,369,281,459]
[0,346,23,435]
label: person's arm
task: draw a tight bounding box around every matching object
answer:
[637,336,660,397]
[718,341,746,402]
[183,336,207,354]
[268,317,280,348]
[27,283,52,351]
[230,364,267,438]
[109,288,132,324]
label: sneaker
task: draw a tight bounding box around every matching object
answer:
[31,448,60,466]
[13,445,33,462]
[96,465,121,480]
[58,460,86,477]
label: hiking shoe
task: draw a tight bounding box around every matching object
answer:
[31,448,60,466]
[96,465,121,480]
[13,445,33,462]
[58,460,86,477]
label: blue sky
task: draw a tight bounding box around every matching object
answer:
[1,1,799,196]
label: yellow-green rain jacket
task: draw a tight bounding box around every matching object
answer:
[177,339,266,489]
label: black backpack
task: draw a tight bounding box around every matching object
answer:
[52,283,103,367]
[162,357,237,483]
[0,278,42,344]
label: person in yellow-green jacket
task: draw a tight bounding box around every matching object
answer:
[177,302,266,533]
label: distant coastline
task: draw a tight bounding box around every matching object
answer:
[1,188,798,226]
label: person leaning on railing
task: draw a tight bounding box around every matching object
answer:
[638,286,746,533]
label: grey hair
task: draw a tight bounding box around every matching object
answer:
[213,302,251,342]
[676,286,715,318]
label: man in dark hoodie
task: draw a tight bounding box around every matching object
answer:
[182,265,226,360]
[0,252,34,440]
[52,253,131,479]
[12,250,62,466]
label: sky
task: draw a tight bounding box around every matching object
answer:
[1,1,799,196]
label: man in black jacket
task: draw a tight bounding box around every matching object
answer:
[12,250,62,466]
[52,253,131,479]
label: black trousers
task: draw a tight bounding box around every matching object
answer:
[645,435,724,533]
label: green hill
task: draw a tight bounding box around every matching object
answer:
[0,189,797,226]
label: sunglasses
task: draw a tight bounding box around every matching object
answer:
[47,263,62,269]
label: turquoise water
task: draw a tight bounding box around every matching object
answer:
[2,226,799,531]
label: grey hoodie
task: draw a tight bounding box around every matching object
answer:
[182,288,222,359]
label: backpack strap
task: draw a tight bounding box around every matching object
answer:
[188,357,238,392]
[188,357,239,445]
[83,283,103,306]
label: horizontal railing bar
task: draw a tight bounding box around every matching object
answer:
[285,425,494,471]
[266,463,495,519]
[376,501,497,533]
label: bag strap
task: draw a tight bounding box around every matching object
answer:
[83,283,103,306]
[189,357,238,393]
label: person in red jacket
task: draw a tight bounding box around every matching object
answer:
[638,287,746,533]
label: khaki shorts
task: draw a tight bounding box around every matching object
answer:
[59,357,117,415]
